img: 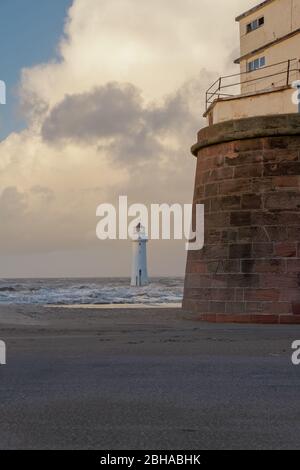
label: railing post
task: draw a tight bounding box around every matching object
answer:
[287,59,291,86]
[217,77,222,99]
[297,83,300,114]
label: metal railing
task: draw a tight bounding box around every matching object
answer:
[206,58,300,111]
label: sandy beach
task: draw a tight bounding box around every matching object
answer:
[1,304,300,450]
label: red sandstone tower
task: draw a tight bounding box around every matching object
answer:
[183,0,300,324]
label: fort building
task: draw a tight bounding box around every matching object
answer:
[183,0,300,324]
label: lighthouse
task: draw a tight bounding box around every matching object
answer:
[131,223,149,287]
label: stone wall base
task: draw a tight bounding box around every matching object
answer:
[183,114,300,324]
[189,313,300,324]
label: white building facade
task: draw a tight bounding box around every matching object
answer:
[205,0,300,125]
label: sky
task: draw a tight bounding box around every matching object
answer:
[0,0,72,139]
[0,0,259,278]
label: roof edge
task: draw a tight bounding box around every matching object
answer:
[235,0,276,23]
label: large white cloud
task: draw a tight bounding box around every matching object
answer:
[0,0,257,276]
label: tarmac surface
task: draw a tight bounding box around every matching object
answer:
[0,305,300,449]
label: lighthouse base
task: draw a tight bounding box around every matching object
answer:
[131,278,149,288]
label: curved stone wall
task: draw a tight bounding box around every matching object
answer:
[183,113,300,324]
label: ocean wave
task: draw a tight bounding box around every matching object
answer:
[0,278,184,305]
[0,287,16,292]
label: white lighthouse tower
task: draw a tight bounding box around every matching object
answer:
[131,223,149,287]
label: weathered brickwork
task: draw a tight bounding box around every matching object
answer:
[183,114,300,323]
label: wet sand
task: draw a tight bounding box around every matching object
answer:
[0,304,300,449]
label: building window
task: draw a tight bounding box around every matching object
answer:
[247,56,266,72]
[246,16,264,33]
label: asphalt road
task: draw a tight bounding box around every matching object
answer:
[0,306,300,449]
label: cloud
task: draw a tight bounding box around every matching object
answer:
[0,0,258,275]
[41,80,194,144]
[30,185,55,204]
[41,70,211,168]
[0,187,27,219]
[41,82,144,143]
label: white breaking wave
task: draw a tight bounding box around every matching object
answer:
[0,278,183,305]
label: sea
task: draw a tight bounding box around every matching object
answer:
[0,277,184,305]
